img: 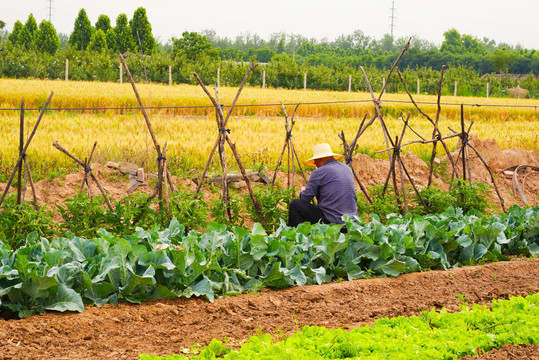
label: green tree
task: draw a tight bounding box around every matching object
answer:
[22,13,38,47]
[0,20,5,29]
[441,28,462,53]
[36,20,60,54]
[172,31,219,61]
[8,20,24,45]
[490,48,517,73]
[276,38,285,54]
[114,13,134,53]
[379,34,395,52]
[69,9,93,50]
[440,29,484,55]
[130,7,156,54]
[88,29,107,52]
[105,28,117,51]
[95,15,111,34]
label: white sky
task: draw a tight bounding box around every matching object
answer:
[2,0,539,49]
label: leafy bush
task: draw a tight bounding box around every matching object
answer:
[412,185,454,216]
[357,184,401,221]
[449,178,491,214]
[169,188,208,231]
[209,194,244,227]
[0,195,56,248]
[243,185,296,232]
[57,193,119,238]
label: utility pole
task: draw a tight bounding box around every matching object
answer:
[389,1,396,37]
[46,0,54,22]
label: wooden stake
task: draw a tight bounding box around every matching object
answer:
[23,158,38,210]
[427,65,446,187]
[17,100,24,205]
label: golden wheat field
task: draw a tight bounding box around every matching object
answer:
[0,79,538,179]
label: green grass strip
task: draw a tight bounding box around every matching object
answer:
[140,293,539,360]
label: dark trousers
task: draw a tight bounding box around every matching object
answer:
[287,198,329,227]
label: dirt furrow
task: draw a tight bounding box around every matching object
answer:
[0,258,538,359]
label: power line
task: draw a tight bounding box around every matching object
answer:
[1,99,538,112]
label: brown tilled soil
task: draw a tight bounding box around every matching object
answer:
[461,344,539,359]
[0,258,537,359]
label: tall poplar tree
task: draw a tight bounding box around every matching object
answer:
[130,7,156,54]
[21,13,38,48]
[69,9,93,50]
[114,13,135,53]
[8,21,23,45]
[88,29,107,52]
[95,15,111,34]
[36,20,60,54]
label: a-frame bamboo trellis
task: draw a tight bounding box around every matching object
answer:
[119,53,176,220]
[347,39,507,213]
[52,141,114,211]
[0,93,53,209]
[271,102,307,188]
[193,63,267,227]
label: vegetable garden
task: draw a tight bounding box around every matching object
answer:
[1,43,539,358]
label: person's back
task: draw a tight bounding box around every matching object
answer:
[288,143,358,227]
[300,158,357,224]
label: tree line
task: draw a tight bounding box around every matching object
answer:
[1,9,538,98]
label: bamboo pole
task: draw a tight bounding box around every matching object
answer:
[338,113,372,203]
[467,143,506,212]
[427,65,446,187]
[23,158,38,210]
[17,100,24,205]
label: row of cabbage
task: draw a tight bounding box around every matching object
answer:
[140,293,539,360]
[0,205,538,318]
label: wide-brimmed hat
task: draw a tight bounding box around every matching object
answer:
[304,143,343,167]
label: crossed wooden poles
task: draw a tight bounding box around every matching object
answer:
[338,114,372,204]
[193,63,267,227]
[271,103,307,188]
[0,93,54,209]
[340,38,506,214]
[119,53,176,219]
[52,141,114,211]
[447,105,506,211]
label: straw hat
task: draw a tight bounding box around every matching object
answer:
[304,143,343,167]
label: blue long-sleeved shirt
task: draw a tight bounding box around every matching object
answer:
[300,158,358,224]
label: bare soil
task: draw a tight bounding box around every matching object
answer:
[461,344,539,359]
[0,258,537,359]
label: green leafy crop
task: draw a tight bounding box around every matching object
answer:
[0,206,537,318]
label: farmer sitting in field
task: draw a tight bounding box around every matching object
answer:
[287,143,358,229]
